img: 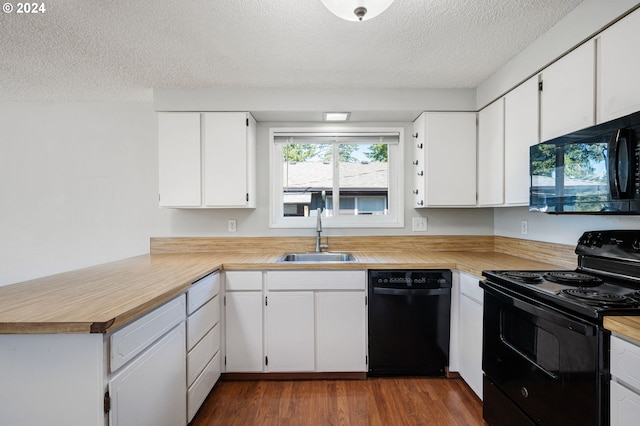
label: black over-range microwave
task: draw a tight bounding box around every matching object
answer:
[530,110,640,214]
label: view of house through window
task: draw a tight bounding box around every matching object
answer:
[281,141,389,218]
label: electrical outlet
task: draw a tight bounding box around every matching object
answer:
[521,220,528,235]
[412,217,428,232]
[228,219,237,232]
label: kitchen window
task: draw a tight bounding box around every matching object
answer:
[269,128,404,228]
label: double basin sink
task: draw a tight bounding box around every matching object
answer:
[278,252,357,263]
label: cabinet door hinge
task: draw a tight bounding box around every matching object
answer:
[365,296,368,306]
[366,355,368,365]
[224,356,227,366]
[265,356,269,366]
[246,118,249,127]
[104,391,111,414]
[265,296,268,306]
[538,80,543,91]
[246,193,249,202]
[223,295,226,306]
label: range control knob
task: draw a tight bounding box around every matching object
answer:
[633,238,640,252]
[437,278,447,285]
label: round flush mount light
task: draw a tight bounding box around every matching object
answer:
[320,0,395,22]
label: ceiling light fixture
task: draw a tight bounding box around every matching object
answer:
[320,0,395,22]
[323,112,351,121]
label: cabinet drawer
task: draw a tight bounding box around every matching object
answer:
[110,295,186,372]
[267,270,366,291]
[187,272,220,315]
[611,380,640,426]
[187,296,220,350]
[226,271,262,291]
[187,351,221,422]
[187,323,220,387]
[611,335,640,392]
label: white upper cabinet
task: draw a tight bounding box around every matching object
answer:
[540,40,596,142]
[412,112,477,207]
[597,7,640,123]
[477,98,505,206]
[203,112,256,208]
[158,111,256,208]
[504,76,540,206]
[158,113,202,207]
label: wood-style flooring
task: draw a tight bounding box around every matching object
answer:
[190,377,485,426]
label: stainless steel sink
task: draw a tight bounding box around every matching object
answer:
[278,252,357,262]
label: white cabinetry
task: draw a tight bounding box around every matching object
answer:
[412,112,477,207]
[266,291,315,371]
[477,98,505,206]
[597,8,640,123]
[504,76,539,205]
[158,112,256,208]
[224,271,263,372]
[610,334,640,426]
[540,40,595,141]
[458,272,483,400]
[186,272,221,422]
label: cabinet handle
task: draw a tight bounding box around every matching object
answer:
[417,200,424,206]
[412,160,419,166]
[417,171,424,176]
[412,133,419,138]
[417,143,423,149]
[412,189,419,195]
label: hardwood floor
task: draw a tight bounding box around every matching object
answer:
[190,377,485,425]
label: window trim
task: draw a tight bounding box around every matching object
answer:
[269,126,404,229]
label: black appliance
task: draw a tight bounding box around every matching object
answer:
[481,230,640,426]
[530,110,640,214]
[368,269,451,377]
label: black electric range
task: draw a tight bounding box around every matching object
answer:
[481,230,640,426]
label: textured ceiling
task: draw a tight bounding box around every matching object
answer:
[0,0,583,102]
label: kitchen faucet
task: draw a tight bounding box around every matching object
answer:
[315,208,329,252]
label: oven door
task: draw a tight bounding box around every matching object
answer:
[482,285,605,426]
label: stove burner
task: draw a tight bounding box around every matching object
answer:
[562,288,631,305]
[544,271,603,286]
[502,271,544,283]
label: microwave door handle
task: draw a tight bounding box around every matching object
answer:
[609,130,621,198]
[609,129,634,199]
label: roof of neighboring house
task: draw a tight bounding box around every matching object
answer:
[283,161,388,190]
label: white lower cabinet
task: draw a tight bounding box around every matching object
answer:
[266,291,315,371]
[458,272,483,400]
[109,323,187,426]
[610,334,640,426]
[224,271,264,372]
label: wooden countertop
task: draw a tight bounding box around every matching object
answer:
[604,316,640,343]
[0,249,564,335]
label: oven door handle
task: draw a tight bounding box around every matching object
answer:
[373,287,450,296]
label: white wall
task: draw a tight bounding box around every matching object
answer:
[0,102,171,286]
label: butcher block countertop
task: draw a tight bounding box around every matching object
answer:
[604,316,640,343]
[0,235,600,336]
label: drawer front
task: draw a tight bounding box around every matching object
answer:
[267,270,366,291]
[187,324,220,387]
[110,295,186,372]
[225,271,262,291]
[611,335,640,392]
[459,272,483,303]
[187,272,220,315]
[611,380,640,426]
[187,352,221,422]
[187,296,220,350]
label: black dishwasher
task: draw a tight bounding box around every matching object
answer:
[368,269,451,377]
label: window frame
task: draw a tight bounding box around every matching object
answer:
[269,126,404,228]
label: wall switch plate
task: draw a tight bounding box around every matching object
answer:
[412,217,428,232]
[521,220,528,235]
[228,219,237,232]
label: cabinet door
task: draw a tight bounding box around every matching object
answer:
[225,291,263,372]
[109,323,187,426]
[424,112,477,206]
[266,291,315,372]
[540,40,595,141]
[316,291,367,372]
[504,76,539,205]
[459,294,483,400]
[203,112,254,208]
[478,98,505,206]
[158,112,201,207]
[597,8,640,123]
[611,380,640,426]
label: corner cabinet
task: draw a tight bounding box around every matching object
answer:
[158,112,256,208]
[412,112,477,207]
